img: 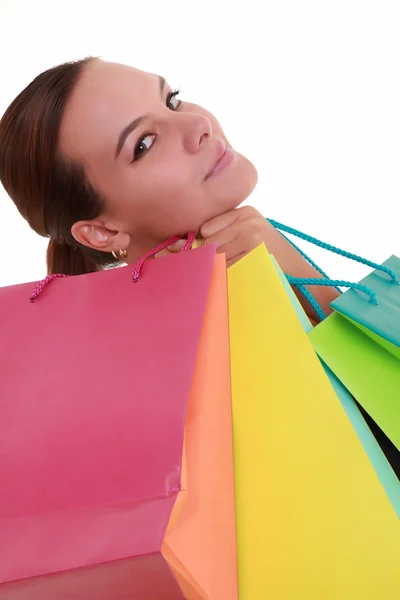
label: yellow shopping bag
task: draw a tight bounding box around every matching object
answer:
[227,244,400,600]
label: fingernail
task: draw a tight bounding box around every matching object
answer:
[168,240,186,252]
[204,219,231,236]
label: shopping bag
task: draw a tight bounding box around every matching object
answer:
[309,255,400,451]
[0,555,188,600]
[273,256,400,517]
[0,247,237,599]
[227,243,400,600]
[268,218,400,471]
[161,254,237,599]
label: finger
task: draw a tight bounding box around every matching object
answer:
[154,236,205,259]
[214,238,245,265]
[168,239,187,252]
[168,238,205,251]
[201,205,263,238]
[213,232,265,265]
[200,209,241,238]
[154,248,170,258]
[203,218,262,252]
[154,239,186,259]
[226,252,247,268]
[203,234,245,265]
[202,225,240,250]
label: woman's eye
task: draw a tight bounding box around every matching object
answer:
[131,89,181,163]
[132,133,157,162]
[167,89,182,111]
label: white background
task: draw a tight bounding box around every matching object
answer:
[0,0,399,287]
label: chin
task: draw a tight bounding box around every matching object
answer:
[221,157,258,211]
[198,154,258,224]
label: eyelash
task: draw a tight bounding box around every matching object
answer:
[167,88,182,110]
[132,89,182,163]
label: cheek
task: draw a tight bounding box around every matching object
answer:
[140,154,200,202]
[135,161,211,233]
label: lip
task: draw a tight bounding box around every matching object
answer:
[205,142,234,180]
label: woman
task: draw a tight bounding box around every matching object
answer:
[0,56,338,322]
[1,57,399,477]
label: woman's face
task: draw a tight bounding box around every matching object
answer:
[59,60,258,255]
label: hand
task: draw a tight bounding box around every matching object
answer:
[201,207,335,326]
[156,206,270,267]
[154,206,338,326]
[200,206,270,267]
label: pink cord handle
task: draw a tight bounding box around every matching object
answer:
[132,232,196,283]
[29,233,197,302]
[30,274,69,303]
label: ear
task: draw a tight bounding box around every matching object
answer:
[71,220,131,256]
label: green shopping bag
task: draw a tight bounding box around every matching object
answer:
[268,219,400,464]
[272,256,400,516]
[309,256,400,450]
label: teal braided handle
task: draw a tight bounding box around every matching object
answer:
[267,218,399,321]
[268,219,399,284]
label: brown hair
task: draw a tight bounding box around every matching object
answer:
[0,57,120,276]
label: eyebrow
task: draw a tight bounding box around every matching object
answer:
[114,75,166,159]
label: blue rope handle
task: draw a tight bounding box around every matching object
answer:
[287,277,378,321]
[294,284,327,322]
[268,219,399,285]
[273,231,343,295]
[266,218,399,320]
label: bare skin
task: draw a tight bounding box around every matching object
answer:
[60,59,257,261]
[59,59,337,321]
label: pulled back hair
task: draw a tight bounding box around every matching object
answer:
[0,57,121,276]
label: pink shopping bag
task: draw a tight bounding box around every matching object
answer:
[0,246,215,586]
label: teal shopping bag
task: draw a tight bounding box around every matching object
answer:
[268,218,400,469]
[272,256,400,517]
[330,254,400,359]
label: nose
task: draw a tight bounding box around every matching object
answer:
[179,113,212,153]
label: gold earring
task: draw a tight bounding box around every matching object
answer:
[112,248,128,261]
